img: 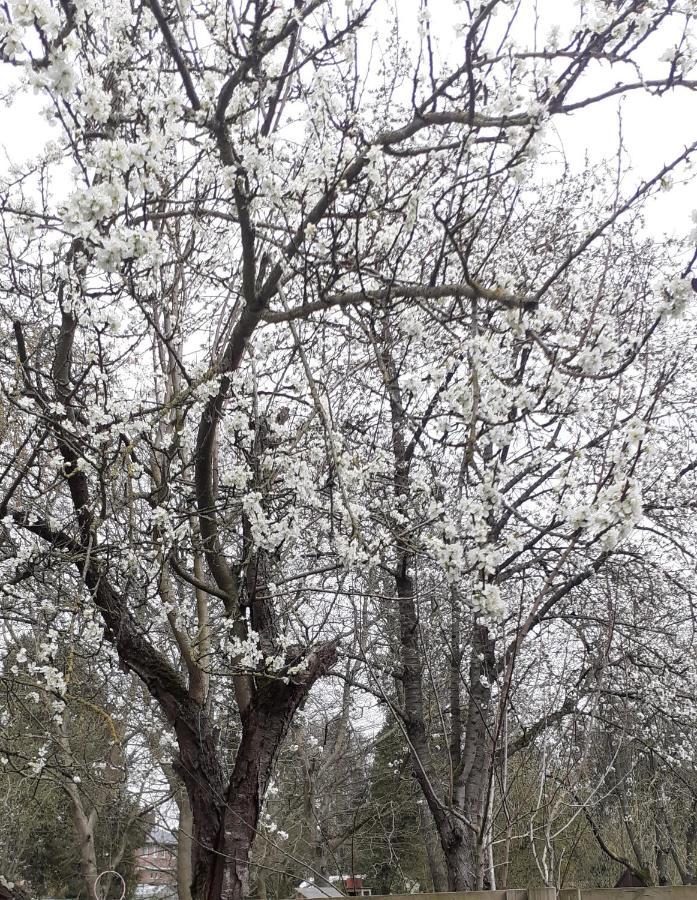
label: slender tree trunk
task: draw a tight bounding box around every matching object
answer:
[70,801,100,900]
[448,623,496,891]
[380,322,487,894]
[419,802,448,892]
[61,729,101,900]
[655,807,670,887]
[177,793,195,900]
[685,798,697,883]
[498,710,512,890]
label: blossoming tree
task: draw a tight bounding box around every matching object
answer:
[0,0,696,897]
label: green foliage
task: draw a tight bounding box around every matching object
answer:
[361,721,433,894]
[0,643,148,898]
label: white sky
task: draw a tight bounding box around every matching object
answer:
[2,1,694,244]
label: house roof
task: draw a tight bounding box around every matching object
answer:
[146,827,177,846]
[296,883,344,898]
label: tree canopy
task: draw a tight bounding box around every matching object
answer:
[1,1,697,898]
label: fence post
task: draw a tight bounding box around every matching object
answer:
[505,888,528,900]
[506,890,528,900]
[558,889,581,900]
[528,888,558,900]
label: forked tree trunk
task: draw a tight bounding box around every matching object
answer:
[72,566,334,900]
[439,820,479,892]
[179,645,337,900]
[206,693,304,898]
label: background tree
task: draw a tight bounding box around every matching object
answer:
[0,641,151,898]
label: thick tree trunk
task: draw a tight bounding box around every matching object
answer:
[430,814,479,891]
[201,645,336,900]
[444,840,479,892]
[172,707,227,898]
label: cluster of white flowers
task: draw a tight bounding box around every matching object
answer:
[11,0,60,33]
[79,80,113,123]
[88,136,163,175]
[577,0,614,35]
[574,346,605,375]
[474,581,505,618]
[566,476,643,550]
[261,813,289,840]
[46,57,76,98]
[81,618,104,650]
[94,227,160,273]
[332,532,372,570]
[242,492,298,552]
[222,627,264,670]
[37,629,58,662]
[656,275,692,319]
[64,182,126,233]
[219,462,252,491]
[36,664,67,698]
[425,532,466,582]
[27,744,48,776]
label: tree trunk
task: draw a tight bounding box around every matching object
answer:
[436,816,479,892]
[419,802,448,892]
[70,802,100,900]
[172,707,227,898]
[0,883,31,900]
[380,326,488,894]
[177,793,195,900]
[42,484,336,900]
[202,646,336,900]
[58,720,102,900]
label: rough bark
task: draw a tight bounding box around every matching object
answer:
[0,883,31,900]
[207,644,337,900]
[439,822,479,893]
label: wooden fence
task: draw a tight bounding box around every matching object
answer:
[368,888,697,900]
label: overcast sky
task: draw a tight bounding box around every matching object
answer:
[0,1,694,240]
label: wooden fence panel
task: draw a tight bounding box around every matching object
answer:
[368,887,697,900]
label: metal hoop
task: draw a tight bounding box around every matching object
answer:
[94,870,126,900]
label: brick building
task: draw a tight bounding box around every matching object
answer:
[134,827,177,893]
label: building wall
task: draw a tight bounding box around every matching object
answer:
[134,843,176,886]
